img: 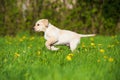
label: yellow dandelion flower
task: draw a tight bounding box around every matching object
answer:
[99,49,105,53]
[108,57,114,62]
[66,53,74,61]
[14,53,20,58]
[91,43,95,46]
[97,59,100,63]
[66,55,72,61]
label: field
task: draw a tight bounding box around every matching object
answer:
[0,33,120,80]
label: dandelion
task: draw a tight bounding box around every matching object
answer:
[90,43,96,48]
[91,43,95,46]
[66,55,72,61]
[97,59,100,63]
[14,53,20,58]
[108,57,114,62]
[66,53,74,61]
[99,49,105,53]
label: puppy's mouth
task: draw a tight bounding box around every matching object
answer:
[34,28,41,32]
[33,26,35,30]
[34,29,38,31]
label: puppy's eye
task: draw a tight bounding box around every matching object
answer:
[37,24,40,26]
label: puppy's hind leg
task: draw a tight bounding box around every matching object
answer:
[70,39,80,52]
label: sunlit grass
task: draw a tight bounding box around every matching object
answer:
[0,33,120,80]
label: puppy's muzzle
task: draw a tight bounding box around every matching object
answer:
[33,26,35,30]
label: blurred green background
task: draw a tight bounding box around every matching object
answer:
[0,0,120,36]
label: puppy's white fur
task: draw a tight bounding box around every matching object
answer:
[34,19,95,52]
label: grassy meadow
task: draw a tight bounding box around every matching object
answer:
[0,32,120,80]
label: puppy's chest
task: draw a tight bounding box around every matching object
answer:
[44,32,54,40]
[44,31,58,40]
[44,34,50,40]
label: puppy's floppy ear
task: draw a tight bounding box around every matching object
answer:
[42,19,49,27]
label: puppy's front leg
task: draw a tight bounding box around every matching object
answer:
[45,38,59,51]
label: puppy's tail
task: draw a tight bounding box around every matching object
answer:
[79,34,96,37]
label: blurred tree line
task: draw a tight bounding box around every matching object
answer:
[0,0,120,36]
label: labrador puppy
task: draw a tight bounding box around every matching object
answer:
[33,19,95,52]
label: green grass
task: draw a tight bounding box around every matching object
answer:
[0,33,120,80]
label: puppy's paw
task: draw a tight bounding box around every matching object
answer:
[51,46,59,51]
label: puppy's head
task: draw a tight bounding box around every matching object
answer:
[33,19,49,32]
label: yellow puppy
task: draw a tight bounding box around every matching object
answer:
[33,19,95,52]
